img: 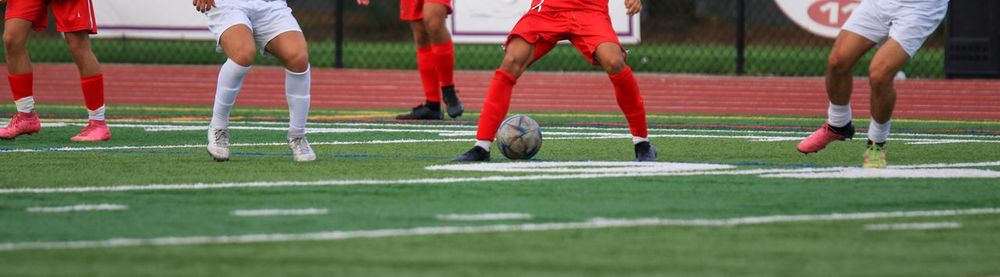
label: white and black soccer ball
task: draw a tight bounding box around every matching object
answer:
[495,114,542,160]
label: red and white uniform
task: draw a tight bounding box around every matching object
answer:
[4,0,98,34]
[400,0,453,21]
[510,0,621,64]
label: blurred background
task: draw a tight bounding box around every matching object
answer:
[0,0,950,78]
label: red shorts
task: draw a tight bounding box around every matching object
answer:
[507,10,622,65]
[400,0,452,22]
[4,0,97,34]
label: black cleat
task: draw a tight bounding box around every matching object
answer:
[441,85,464,119]
[635,141,658,162]
[829,121,856,139]
[452,146,490,162]
[396,104,443,120]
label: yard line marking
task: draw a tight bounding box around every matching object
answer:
[0,167,833,194]
[0,138,471,153]
[0,208,995,251]
[864,222,961,231]
[436,213,533,221]
[231,208,328,217]
[761,168,1000,179]
[426,161,735,173]
[25,204,127,213]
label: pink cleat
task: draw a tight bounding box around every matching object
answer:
[797,122,855,154]
[71,120,111,142]
[0,111,42,140]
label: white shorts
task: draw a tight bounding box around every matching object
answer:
[205,0,302,54]
[842,0,948,57]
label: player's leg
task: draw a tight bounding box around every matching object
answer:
[265,31,316,162]
[862,39,908,168]
[797,31,877,154]
[592,42,655,161]
[453,37,537,162]
[64,31,111,142]
[0,7,44,139]
[397,21,445,120]
[207,24,256,161]
[423,1,463,118]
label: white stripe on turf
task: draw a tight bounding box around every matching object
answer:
[0,208,995,251]
[231,208,328,217]
[26,204,127,213]
[436,213,533,221]
[0,167,834,194]
[864,222,962,231]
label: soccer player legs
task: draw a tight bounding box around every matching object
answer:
[202,0,314,162]
[396,0,463,120]
[453,0,654,162]
[797,0,947,168]
[1,0,110,141]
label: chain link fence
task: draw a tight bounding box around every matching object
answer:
[0,0,945,78]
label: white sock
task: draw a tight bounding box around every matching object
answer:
[632,136,649,145]
[475,140,492,152]
[827,102,852,127]
[285,65,311,139]
[867,118,891,144]
[88,105,105,121]
[14,96,34,113]
[210,59,251,129]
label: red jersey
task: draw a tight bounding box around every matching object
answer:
[530,0,608,13]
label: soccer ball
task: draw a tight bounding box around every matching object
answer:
[496,114,543,160]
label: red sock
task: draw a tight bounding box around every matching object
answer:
[80,74,105,111]
[8,73,33,101]
[431,41,455,87]
[416,46,441,103]
[475,70,517,141]
[609,67,648,138]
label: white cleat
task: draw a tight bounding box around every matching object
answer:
[288,136,316,162]
[207,126,230,162]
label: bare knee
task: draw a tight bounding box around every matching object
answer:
[3,31,27,53]
[868,66,896,89]
[827,53,855,76]
[228,48,256,67]
[284,50,310,73]
[600,56,627,74]
[499,53,529,78]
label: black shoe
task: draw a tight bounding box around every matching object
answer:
[635,141,657,162]
[441,86,464,119]
[452,146,490,162]
[396,104,443,120]
[828,121,856,140]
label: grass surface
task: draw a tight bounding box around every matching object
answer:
[0,104,998,276]
[8,37,945,77]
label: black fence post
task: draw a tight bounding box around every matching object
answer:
[334,0,345,68]
[736,0,746,75]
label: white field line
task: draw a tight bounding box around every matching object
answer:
[761,168,1000,179]
[0,138,471,153]
[0,208,995,252]
[0,167,839,195]
[75,120,1000,140]
[864,222,962,231]
[231,208,328,217]
[57,121,1000,141]
[25,204,127,213]
[436,213,533,221]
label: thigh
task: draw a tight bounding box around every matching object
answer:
[830,30,877,65]
[264,31,308,65]
[423,0,452,16]
[5,0,49,32]
[569,11,621,65]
